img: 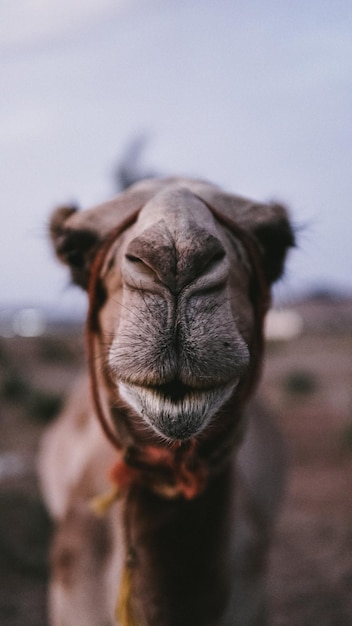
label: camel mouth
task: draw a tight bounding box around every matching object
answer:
[151,380,196,403]
[118,379,237,440]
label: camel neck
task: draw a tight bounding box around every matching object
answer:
[119,459,236,626]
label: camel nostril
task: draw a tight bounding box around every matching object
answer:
[126,254,143,264]
[125,254,151,269]
[204,249,226,270]
[124,253,160,285]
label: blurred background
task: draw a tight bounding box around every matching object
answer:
[0,1,351,624]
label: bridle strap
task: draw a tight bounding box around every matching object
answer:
[86,209,141,451]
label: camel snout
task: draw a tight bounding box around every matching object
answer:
[123,220,227,294]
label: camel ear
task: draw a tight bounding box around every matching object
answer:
[50,205,100,289]
[245,202,295,284]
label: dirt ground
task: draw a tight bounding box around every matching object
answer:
[0,318,351,625]
[264,332,352,625]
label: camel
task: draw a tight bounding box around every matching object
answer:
[39,177,294,626]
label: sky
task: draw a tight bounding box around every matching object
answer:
[1,0,351,317]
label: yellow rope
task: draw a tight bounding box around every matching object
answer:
[89,486,121,516]
[116,564,139,626]
[90,487,139,626]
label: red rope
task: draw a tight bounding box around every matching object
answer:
[109,440,208,500]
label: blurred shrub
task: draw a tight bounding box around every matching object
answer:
[28,390,63,423]
[0,492,52,577]
[2,370,31,402]
[283,370,317,396]
[1,369,62,422]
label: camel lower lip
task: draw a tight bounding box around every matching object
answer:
[118,381,237,440]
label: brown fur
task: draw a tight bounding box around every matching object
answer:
[39,177,294,625]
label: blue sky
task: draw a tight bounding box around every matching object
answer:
[1,0,351,315]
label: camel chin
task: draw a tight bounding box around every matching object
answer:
[118,380,237,441]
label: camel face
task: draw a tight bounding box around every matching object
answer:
[101,187,251,440]
[50,178,294,442]
[45,177,295,626]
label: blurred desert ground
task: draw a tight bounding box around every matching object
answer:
[0,294,351,625]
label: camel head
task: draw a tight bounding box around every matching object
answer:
[50,178,294,442]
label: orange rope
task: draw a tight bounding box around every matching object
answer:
[108,442,208,500]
